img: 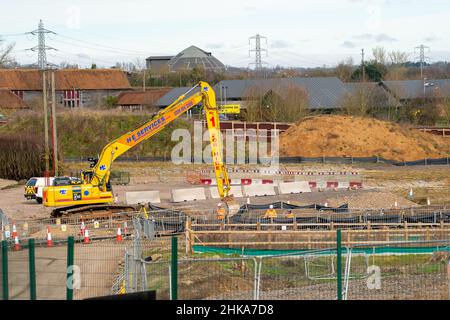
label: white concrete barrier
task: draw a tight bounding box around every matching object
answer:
[338,181,350,189]
[243,184,277,197]
[278,181,311,194]
[316,180,327,189]
[125,191,161,204]
[171,187,206,202]
[209,186,244,199]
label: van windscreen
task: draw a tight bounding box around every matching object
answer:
[26,178,37,186]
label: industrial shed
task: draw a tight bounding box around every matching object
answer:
[146,45,226,73]
[117,88,172,111]
[154,86,200,108]
[0,89,29,110]
[0,69,131,108]
[213,77,350,111]
[380,79,450,102]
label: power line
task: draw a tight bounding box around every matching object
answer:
[55,33,149,55]
[270,50,332,66]
[50,38,143,57]
[0,33,28,38]
[50,50,119,66]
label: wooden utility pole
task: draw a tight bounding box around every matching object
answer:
[143,69,146,92]
[361,48,366,83]
[42,70,50,184]
[51,70,58,176]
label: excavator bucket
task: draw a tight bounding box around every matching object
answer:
[223,195,241,218]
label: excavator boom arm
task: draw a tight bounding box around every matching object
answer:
[91,82,231,198]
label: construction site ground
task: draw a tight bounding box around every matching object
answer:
[1,161,449,300]
[0,161,449,220]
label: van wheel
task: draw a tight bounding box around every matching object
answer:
[36,197,43,204]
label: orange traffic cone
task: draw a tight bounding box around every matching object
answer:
[83,228,90,244]
[46,226,53,247]
[124,222,128,235]
[116,224,123,243]
[12,223,20,251]
[80,221,85,237]
[14,235,20,251]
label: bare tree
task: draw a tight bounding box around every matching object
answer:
[372,47,387,65]
[389,51,409,65]
[114,61,136,72]
[339,84,393,118]
[433,83,450,125]
[335,57,354,82]
[0,38,15,67]
[385,66,408,80]
[59,61,79,69]
[244,81,310,122]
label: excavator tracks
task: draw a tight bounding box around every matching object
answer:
[50,204,137,219]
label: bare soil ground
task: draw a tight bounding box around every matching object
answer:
[206,274,448,300]
[1,162,447,221]
[280,115,450,161]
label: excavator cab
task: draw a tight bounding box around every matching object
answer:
[81,170,94,184]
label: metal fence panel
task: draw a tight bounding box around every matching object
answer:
[344,240,450,300]
[73,240,129,300]
[6,243,30,300]
[177,258,257,300]
[257,250,339,300]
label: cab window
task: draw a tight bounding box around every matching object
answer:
[53,177,71,186]
[26,178,37,187]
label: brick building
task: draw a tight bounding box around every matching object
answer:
[0,69,131,108]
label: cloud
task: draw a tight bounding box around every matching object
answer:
[353,33,397,42]
[354,33,374,40]
[342,41,357,48]
[424,36,438,42]
[206,43,224,49]
[270,40,291,49]
[374,33,397,42]
[76,53,90,59]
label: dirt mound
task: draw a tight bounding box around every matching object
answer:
[279,115,450,161]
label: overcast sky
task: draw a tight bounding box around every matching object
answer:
[1,0,449,69]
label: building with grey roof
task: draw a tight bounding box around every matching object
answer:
[145,56,174,72]
[345,82,398,106]
[380,79,450,101]
[213,77,349,110]
[146,46,226,73]
[154,86,200,107]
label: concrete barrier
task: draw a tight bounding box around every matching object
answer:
[125,191,161,204]
[243,184,277,197]
[338,181,350,189]
[172,187,206,202]
[349,181,363,189]
[209,186,244,199]
[326,181,339,189]
[278,181,311,194]
[316,180,327,190]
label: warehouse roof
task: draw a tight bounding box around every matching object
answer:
[214,77,349,109]
[117,88,172,106]
[154,86,200,107]
[381,79,450,100]
[0,69,131,91]
[167,46,225,72]
[0,90,29,109]
[146,56,174,61]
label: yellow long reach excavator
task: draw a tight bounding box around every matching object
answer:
[43,81,238,217]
